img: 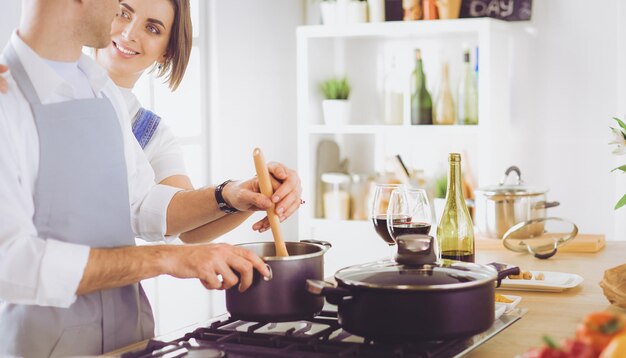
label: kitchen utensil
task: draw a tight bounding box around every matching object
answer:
[226,240,331,322]
[253,148,288,257]
[476,233,605,253]
[306,235,519,341]
[502,217,578,259]
[474,166,560,239]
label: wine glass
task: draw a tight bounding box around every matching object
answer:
[371,183,401,260]
[386,187,433,243]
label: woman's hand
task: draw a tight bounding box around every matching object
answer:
[221,162,303,231]
[0,64,9,93]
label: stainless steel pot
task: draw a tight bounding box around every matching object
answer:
[474,166,560,239]
[226,240,331,322]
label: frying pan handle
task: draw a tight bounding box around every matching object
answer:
[486,262,521,288]
[306,279,351,305]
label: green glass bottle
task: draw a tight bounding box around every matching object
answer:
[410,49,433,125]
[457,49,479,125]
[436,153,475,262]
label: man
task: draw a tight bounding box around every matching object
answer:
[0,0,300,356]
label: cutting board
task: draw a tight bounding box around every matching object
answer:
[476,234,606,253]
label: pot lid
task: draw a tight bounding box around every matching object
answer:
[335,260,497,291]
[502,217,578,259]
[334,235,497,291]
[475,166,548,197]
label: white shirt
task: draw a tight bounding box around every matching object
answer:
[118,87,188,183]
[0,32,182,308]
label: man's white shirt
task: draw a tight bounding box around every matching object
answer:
[0,32,182,308]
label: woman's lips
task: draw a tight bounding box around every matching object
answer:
[112,41,139,58]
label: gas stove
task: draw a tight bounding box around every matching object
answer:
[120,307,526,358]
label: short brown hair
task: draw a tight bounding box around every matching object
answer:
[155,0,192,91]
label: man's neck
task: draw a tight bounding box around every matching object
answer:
[18,8,83,62]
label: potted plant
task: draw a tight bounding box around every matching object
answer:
[320,76,351,125]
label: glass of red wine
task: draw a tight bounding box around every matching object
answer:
[386,187,433,244]
[371,183,401,260]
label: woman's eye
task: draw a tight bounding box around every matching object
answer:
[147,25,160,35]
[120,10,130,19]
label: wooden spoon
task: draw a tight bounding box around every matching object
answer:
[253,148,289,257]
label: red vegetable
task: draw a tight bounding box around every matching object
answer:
[522,336,596,358]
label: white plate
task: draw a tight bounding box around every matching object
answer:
[498,271,584,292]
[494,294,521,320]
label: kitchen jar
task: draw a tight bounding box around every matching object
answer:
[350,173,373,220]
[474,166,560,239]
[321,172,351,220]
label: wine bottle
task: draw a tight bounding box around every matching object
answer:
[383,55,404,125]
[434,62,456,125]
[410,49,433,125]
[458,49,479,125]
[436,153,475,262]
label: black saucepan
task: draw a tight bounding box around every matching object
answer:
[226,240,331,322]
[306,235,518,342]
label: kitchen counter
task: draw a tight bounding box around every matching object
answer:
[467,240,626,357]
[106,240,626,357]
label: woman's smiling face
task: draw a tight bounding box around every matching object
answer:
[97,0,175,88]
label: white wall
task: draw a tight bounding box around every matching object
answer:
[0,2,20,45]
[503,0,626,240]
[207,0,303,245]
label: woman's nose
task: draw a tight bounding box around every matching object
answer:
[121,23,138,42]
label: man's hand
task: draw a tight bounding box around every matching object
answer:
[163,243,271,292]
[221,162,302,232]
[0,64,8,94]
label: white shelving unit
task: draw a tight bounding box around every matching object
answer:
[296,19,512,275]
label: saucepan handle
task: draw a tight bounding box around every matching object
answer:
[300,239,332,249]
[486,262,521,288]
[306,279,351,305]
[534,201,560,209]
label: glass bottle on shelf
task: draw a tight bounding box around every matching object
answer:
[458,49,479,125]
[434,62,456,125]
[402,0,422,21]
[423,0,438,19]
[383,55,404,125]
[436,153,475,263]
[410,49,433,125]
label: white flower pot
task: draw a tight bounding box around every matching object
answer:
[322,100,351,126]
[337,0,350,24]
[320,1,338,25]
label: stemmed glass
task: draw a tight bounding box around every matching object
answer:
[386,187,433,244]
[371,183,401,260]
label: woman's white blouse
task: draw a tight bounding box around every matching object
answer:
[117,88,188,183]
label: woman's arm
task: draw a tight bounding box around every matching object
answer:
[159,175,254,243]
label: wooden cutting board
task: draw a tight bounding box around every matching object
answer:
[476,233,606,253]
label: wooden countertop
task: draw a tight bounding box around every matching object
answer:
[467,240,626,357]
[107,240,626,357]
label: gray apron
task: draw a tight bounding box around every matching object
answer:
[0,45,154,357]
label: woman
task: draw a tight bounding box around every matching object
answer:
[97,0,301,242]
[0,1,302,237]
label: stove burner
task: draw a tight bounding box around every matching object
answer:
[121,309,525,358]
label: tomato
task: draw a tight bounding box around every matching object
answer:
[522,336,594,358]
[600,333,626,358]
[576,311,626,356]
